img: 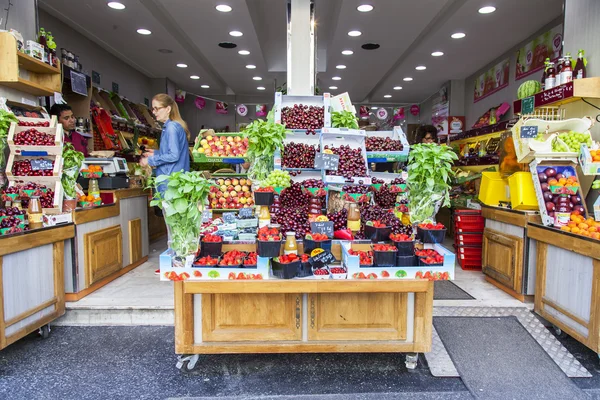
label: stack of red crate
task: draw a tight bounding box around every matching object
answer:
[453,209,484,270]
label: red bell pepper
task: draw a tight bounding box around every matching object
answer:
[334,229,354,240]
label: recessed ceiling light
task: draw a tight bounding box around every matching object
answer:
[393,86,402,90]
[107,2,126,10]
[176,63,188,68]
[451,32,466,39]
[384,95,392,98]
[137,29,152,35]
[336,65,346,69]
[403,77,413,81]
[342,50,354,55]
[201,85,210,88]
[246,64,256,69]
[216,4,232,12]
[332,76,342,81]
[253,76,262,81]
[257,86,266,90]
[478,6,496,14]
[329,86,338,90]
[238,50,250,55]
[415,65,426,70]
[348,30,362,37]
[357,4,374,12]
[190,75,200,80]
[229,31,243,37]
[431,51,444,57]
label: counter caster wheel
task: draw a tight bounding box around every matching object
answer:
[553,325,567,338]
[176,354,200,371]
[405,353,418,370]
[38,325,51,339]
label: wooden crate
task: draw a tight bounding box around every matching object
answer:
[6,153,63,182]
[7,178,63,214]
[7,122,63,155]
[16,115,57,127]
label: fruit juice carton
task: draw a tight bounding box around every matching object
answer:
[579,144,600,176]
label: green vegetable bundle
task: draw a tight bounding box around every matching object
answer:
[150,171,215,257]
[0,109,18,170]
[61,143,85,199]
[331,111,359,129]
[407,144,457,224]
[243,110,288,182]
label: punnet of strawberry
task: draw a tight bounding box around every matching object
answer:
[202,234,222,242]
[330,267,346,274]
[258,226,281,241]
[390,233,412,242]
[300,253,310,263]
[418,222,445,230]
[194,255,219,266]
[244,252,258,266]
[421,254,444,264]
[305,232,329,241]
[415,249,441,258]
[275,254,300,264]
[373,244,397,252]
[366,220,387,228]
[256,186,275,192]
[219,250,247,266]
[348,249,373,265]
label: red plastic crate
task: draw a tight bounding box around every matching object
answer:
[454,214,484,224]
[454,209,482,216]
[458,256,482,270]
[455,232,483,246]
[455,244,482,270]
[455,220,485,233]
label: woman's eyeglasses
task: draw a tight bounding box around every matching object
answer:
[152,106,165,112]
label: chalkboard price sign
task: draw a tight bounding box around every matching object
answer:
[30,159,53,171]
[70,70,87,96]
[310,221,334,238]
[222,212,236,223]
[309,249,336,268]
[314,153,340,170]
[239,207,253,218]
[520,125,538,139]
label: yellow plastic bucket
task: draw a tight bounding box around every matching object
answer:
[478,171,510,206]
[508,172,539,210]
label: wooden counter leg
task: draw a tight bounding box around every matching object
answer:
[0,256,5,349]
[175,281,194,354]
[413,282,434,353]
[53,242,65,316]
[534,243,548,314]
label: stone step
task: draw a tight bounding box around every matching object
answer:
[54,306,174,326]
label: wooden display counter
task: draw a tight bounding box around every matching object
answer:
[528,223,600,358]
[65,188,151,301]
[173,243,435,370]
[481,205,540,302]
[0,224,74,349]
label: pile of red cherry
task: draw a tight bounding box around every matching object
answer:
[14,128,55,146]
[12,159,55,176]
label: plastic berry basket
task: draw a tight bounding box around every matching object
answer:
[418,258,444,267]
[199,241,222,257]
[297,261,313,277]
[373,249,397,267]
[254,191,274,206]
[396,255,418,267]
[257,240,281,258]
[364,225,392,242]
[393,240,415,256]
[330,266,348,280]
[81,171,103,179]
[417,227,447,243]
[303,238,333,254]
[271,259,299,279]
[312,267,331,280]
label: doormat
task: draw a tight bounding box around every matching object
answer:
[433,281,474,300]
[433,316,590,400]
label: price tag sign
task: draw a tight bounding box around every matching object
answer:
[522,96,535,115]
[239,207,253,218]
[314,153,340,170]
[222,212,236,223]
[309,248,336,268]
[310,221,334,238]
[520,125,538,139]
[201,209,212,223]
[70,70,87,96]
[30,159,53,171]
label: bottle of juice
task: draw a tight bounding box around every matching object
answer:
[258,205,271,228]
[284,232,298,255]
[347,203,361,233]
[560,53,573,84]
[574,49,586,79]
[541,58,550,90]
[27,196,43,229]
[555,57,564,86]
[544,62,556,90]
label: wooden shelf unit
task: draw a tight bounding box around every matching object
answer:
[513,77,600,114]
[0,32,61,96]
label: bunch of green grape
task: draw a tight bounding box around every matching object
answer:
[551,137,569,152]
[558,131,592,152]
[534,133,546,142]
[260,169,292,188]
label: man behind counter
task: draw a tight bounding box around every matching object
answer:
[49,103,90,157]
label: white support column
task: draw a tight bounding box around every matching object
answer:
[286,0,315,96]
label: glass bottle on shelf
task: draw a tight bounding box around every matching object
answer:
[347,203,361,233]
[544,62,556,90]
[88,178,100,199]
[13,199,22,211]
[258,205,271,228]
[27,196,43,230]
[574,49,586,79]
[561,53,573,84]
[284,232,298,255]
[555,57,564,86]
[541,58,550,90]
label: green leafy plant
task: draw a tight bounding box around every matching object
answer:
[149,171,215,257]
[331,111,359,129]
[0,109,19,169]
[407,144,457,224]
[61,143,85,199]
[243,109,288,182]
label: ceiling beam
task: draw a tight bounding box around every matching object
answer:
[363,0,469,103]
[140,0,230,93]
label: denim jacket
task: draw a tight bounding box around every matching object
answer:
[148,119,190,194]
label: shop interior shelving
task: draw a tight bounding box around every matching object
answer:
[0,32,61,97]
[513,77,600,114]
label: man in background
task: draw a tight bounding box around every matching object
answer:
[49,103,89,156]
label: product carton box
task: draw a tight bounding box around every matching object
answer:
[25,40,44,61]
